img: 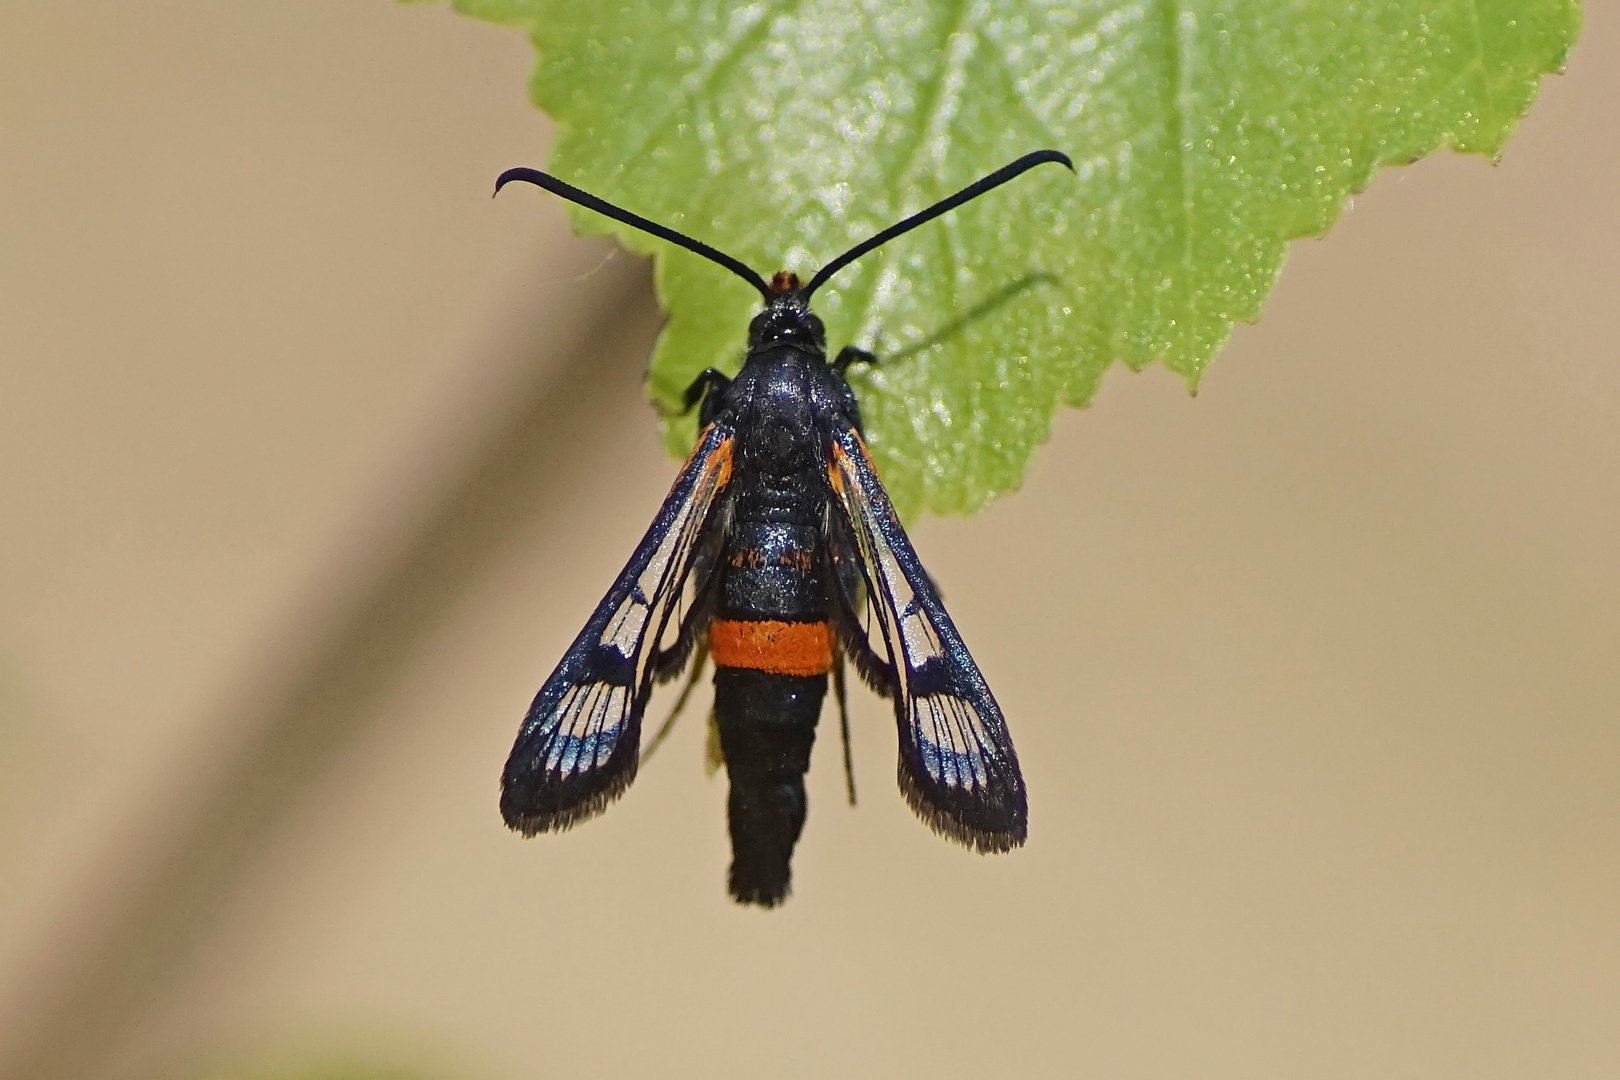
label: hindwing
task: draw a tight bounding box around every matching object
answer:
[825,418,1027,851]
[500,423,734,834]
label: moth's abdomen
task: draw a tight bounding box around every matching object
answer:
[711,618,833,677]
[720,517,823,618]
[711,505,831,905]
[713,666,827,906]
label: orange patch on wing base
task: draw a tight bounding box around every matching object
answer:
[681,424,733,484]
[827,434,870,494]
[710,619,833,677]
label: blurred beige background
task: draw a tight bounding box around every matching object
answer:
[1,3,1615,1079]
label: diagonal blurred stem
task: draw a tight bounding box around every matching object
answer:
[0,263,662,1080]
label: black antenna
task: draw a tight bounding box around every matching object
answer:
[495,167,774,302]
[496,150,1072,307]
[803,149,1073,300]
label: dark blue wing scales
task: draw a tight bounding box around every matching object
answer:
[501,424,734,834]
[824,418,1026,851]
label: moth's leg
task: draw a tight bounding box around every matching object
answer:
[642,640,710,765]
[833,647,857,807]
[681,368,731,427]
[832,346,878,375]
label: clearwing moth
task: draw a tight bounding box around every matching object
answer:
[496,150,1072,906]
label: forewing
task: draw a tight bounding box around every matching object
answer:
[825,419,1026,851]
[501,423,734,834]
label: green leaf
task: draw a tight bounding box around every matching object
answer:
[435,0,1579,518]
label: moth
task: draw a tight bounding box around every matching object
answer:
[496,150,1072,905]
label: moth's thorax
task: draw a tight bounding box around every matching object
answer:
[730,353,820,480]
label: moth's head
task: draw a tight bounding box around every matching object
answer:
[747,272,825,355]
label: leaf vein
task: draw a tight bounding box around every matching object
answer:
[621,0,809,173]
[1163,0,1195,292]
[847,0,971,349]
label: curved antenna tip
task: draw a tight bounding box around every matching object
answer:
[493,166,541,198]
[804,148,1075,300]
[490,166,772,300]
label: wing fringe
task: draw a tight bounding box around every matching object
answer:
[501,758,639,836]
[896,763,1025,853]
[832,620,894,697]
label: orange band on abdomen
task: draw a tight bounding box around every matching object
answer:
[710,619,834,677]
